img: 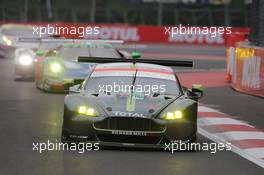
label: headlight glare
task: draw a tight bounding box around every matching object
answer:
[2,35,12,46]
[77,106,96,117]
[175,111,183,119]
[50,62,62,73]
[18,54,33,66]
[78,106,87,114]
[164,110,183,120]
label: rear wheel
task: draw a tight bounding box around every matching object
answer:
[36,64,46,90]
[189,134,197,143]
[40,78,53,93]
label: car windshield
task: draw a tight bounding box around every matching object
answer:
[59,47,90,60]
[85,76,180,96]
[59,47,121,61]
[89,47,121,58]
[39,42,63,51]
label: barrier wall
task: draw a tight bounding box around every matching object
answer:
[0,22,248,45]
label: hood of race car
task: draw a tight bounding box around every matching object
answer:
[90,92,176,118]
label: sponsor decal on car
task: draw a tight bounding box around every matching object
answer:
[111,130,147,136]
[112,111,147,118]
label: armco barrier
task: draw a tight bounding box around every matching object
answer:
[230,43,264,97]
[0,22,248,45]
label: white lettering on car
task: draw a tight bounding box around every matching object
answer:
[111,130,147,136]
[113,111,147,118]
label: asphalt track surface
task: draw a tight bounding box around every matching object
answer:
[0,45,263,175]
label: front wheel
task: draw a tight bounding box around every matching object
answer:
[61,128,69,143]
[189,133,197,143]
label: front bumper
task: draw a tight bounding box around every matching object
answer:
[14,64,35,80]
[43,77,84,92]
[62,114,197,148]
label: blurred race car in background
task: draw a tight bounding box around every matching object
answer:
[14,48,36,80]
[14,36,71,80]
[61,57,203,147]
[35,41,127,92]
[0,24,40,59]
[0,24,59,80]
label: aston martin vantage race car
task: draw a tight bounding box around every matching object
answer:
[35,42,127,92]
[0,24,38,59]
[61,56,203,148]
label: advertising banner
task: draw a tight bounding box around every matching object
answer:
[0,22,249,45]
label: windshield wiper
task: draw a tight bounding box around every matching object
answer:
[126,68,138,111]
[130,68,138,94]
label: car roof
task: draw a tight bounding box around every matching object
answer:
[95,62,174,72]
[92,63,175,81]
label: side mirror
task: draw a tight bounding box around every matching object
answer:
[192,84,203,98]
[69,84,81,94]
[36,50,44,56]
[131,51,141,59]
[187,84,203,100]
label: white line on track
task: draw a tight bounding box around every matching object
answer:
[198,106,219,112]
[198,118,252,127]
[214,131,264,141]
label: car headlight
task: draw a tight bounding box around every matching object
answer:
[50,62,62,73]
[77,106,97,117]
[163,110,183,120]
[2,35,12,46]
[18,54,33,66]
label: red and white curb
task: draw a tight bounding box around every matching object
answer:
[198,105,264,168]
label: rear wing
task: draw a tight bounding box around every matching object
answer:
[77,57,193,67]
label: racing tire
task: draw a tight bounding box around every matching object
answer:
[189,134,197,143]
[61,128,70,143]
[35,79,41,89]
[42,78,51,92]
